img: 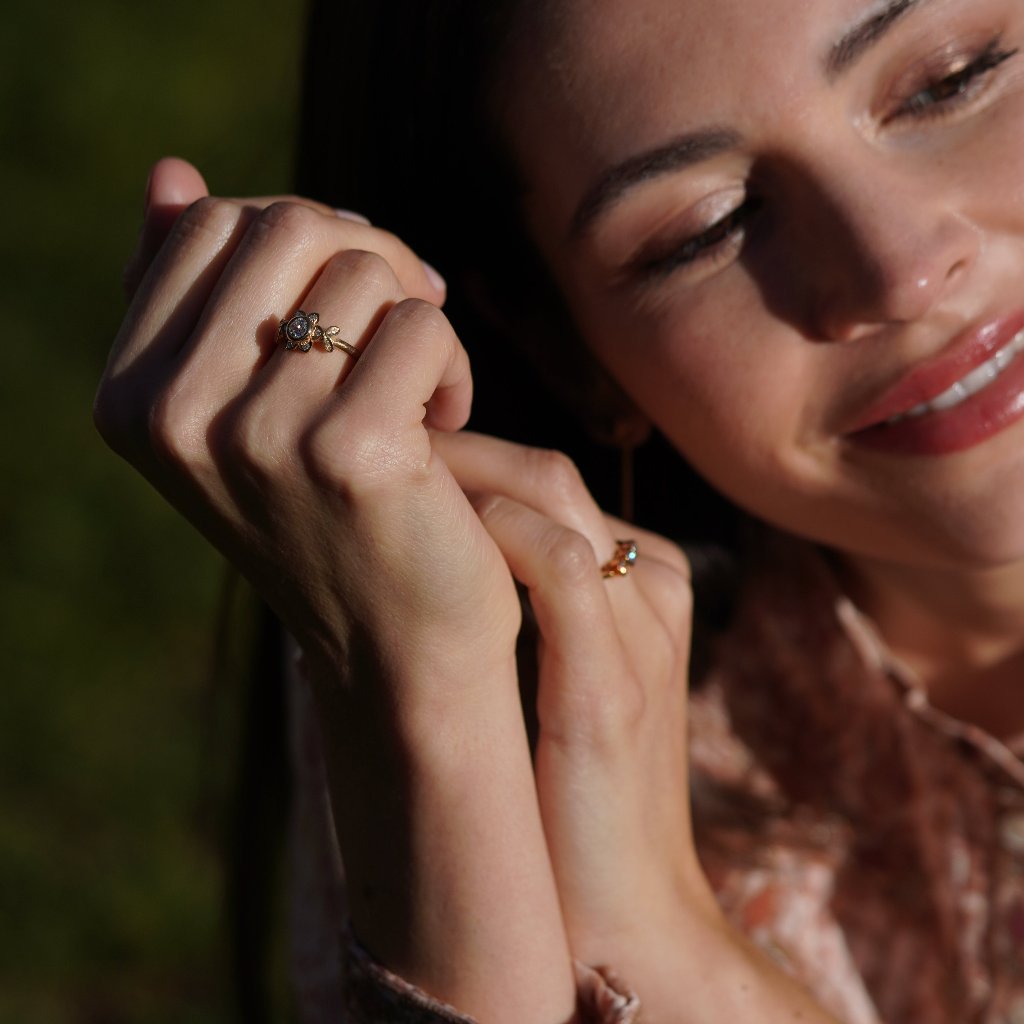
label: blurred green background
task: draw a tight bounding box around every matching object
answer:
[2,1,302,1019]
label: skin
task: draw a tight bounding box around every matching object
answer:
[94,0,1024,1018]
[100,159,715,1022]
[506,0,1024,737]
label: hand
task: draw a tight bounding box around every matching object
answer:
[435,434,842,1024]
[101,157,520,699]
[434,432,718,942]
[97,160,577,1023]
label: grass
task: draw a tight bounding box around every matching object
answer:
[1,1,303,1018]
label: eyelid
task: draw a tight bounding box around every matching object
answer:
[619,187,748,268]
[877,31,1012,117]
[619,195,759,287]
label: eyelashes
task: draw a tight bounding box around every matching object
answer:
[889,37,1020,122]
[630,197,762,280]
[629,35,1020,284]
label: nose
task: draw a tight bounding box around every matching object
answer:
[802,160,981,342]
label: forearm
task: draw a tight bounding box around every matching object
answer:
[315,655,577,1024]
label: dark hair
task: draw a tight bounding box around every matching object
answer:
[295,0,744,577]
[230,1,757,1013]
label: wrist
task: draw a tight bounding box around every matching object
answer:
[298,626,523,742]
[303,649,575,1023]
[343,710,576,1023]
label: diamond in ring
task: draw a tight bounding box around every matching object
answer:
[280,310,322,352]
[278,310,354,355]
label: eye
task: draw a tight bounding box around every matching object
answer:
[890,38,1019,122]
[631,197,763,281]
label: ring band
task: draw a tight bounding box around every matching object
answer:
[278,310,358,357]
[601,539,638,579]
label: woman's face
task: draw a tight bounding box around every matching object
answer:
[505,0,1024,570]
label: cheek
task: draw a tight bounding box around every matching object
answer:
[971,90,1024,227]
[581,285,818,490]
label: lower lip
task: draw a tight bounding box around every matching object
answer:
[846,348,1024,456]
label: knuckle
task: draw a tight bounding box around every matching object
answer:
[530,447,586,504]
[173,196,239,244]
[384,296,447,334]
[371,230,435,292]
[543,528,596,586]
[222,403,283,476]
[147,385,207,469]
[659,590,695,656]
[382,298,455,355]
[254,200,322,248]
[662,540,691,577]
[367,226,414,266]
[326,248,398,296]
[299,420,365,491]
[371,225,404,253]
[664,564,694,613]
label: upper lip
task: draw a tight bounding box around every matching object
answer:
[842,311,1024,434]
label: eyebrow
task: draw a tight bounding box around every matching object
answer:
[827,0,932,79]
[568,129,740,240]
[568,0,934,241]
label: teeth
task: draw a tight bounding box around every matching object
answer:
[929,381,968,412]
[886,328,1024,425]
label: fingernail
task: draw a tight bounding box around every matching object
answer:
[421,259,447,294]
[335,208,371,225]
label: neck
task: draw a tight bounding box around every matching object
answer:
[834,552,1024,742]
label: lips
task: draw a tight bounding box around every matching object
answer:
[843,312,1024,456]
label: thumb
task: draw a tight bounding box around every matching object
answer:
[123,157,209,301]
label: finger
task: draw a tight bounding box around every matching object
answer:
[223,199,445,305]
[231,197,371,230]
[123,157,210,301]
[601,512,692,580]
[229,193,340,217]
[222,199,441,295]
[172,202,446,395]
[432,432,617,556]
[432,432,693,582]
[432,432,693,656]
[122,168,368,307]
[233,250,407,442]
[107,197,256,377]
[472,494,638,744]
[305,298,473,468]
[431,432,653,635]
[257,253,464,428]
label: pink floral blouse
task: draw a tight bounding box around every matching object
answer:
[287,531,1024,1023]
